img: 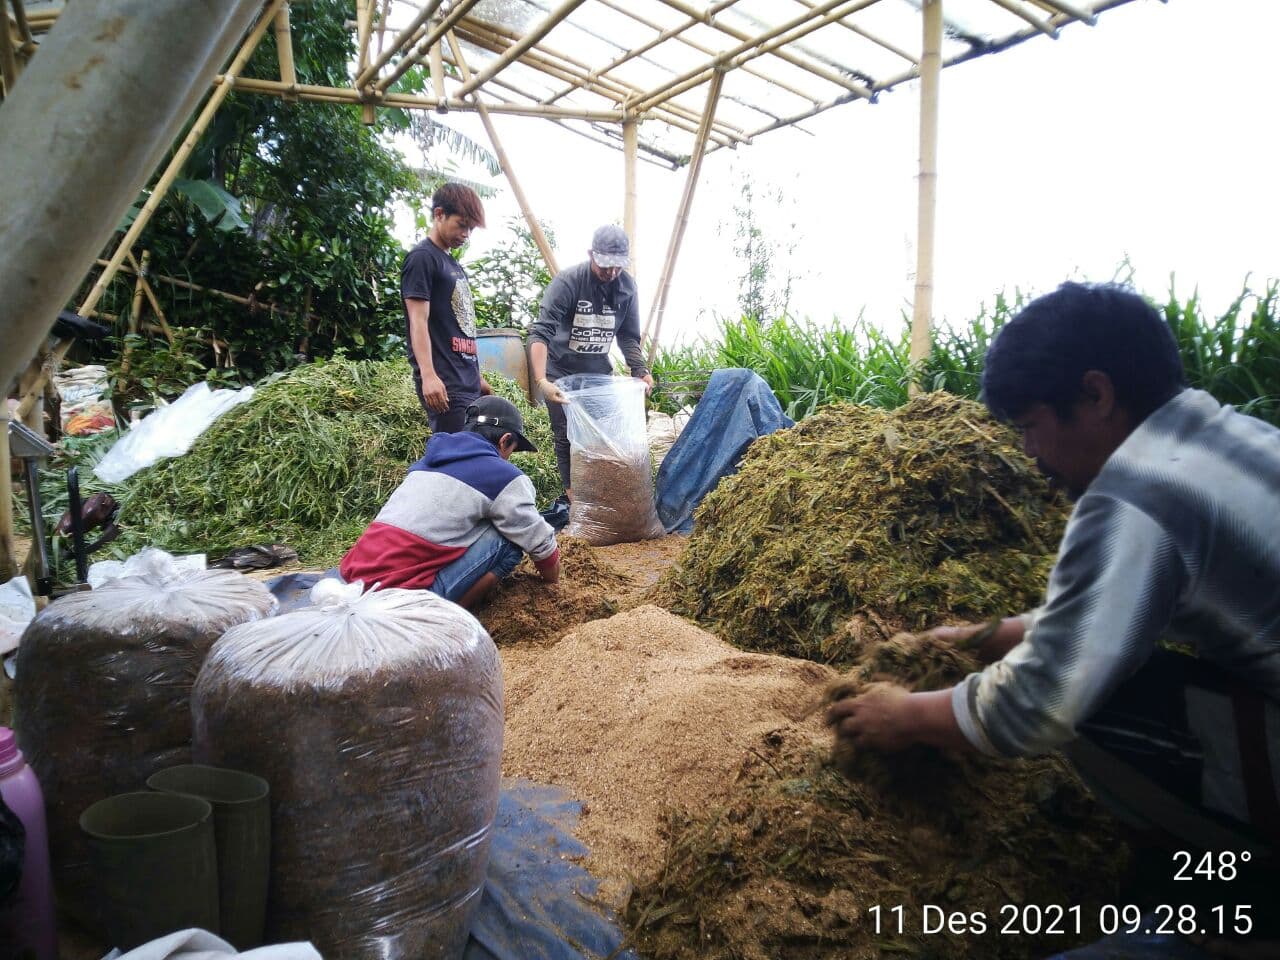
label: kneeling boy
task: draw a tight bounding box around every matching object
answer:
[341,396,560,608]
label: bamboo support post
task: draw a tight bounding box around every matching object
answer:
[375,0,481,95]
[17,354,43,433]
[445,30,558,275]
[632,0,877,115]
[375,0,391,56]
[120,250,151,375]
[355,0,446,90]
[908,0,942,392]
[624,118,638,283]
[9,0,31,46]
[125,250,173,343]
[274,2,297,99]
[0,403,17,579]
[645,69,724,363]
[429,36,446,108]
[355,0,372,77]
[453,0,588,99]
[80,0,286,324]
[15,338,71,421]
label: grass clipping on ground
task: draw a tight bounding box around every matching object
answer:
[658,392,1068,663]
[114,360,559,565]
[624,631,1130,960]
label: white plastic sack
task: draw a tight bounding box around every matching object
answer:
[100,927,321,960]
[0,575,36,656]
[88,547,207,589]
[647,407,692,469]
[94,382,254,483]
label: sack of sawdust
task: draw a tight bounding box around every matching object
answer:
[560,374,665,546]
[13,549,275,924]
[192,579,503,960]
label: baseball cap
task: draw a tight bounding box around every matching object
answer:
[590,224,630,269]
[465,396,538,452]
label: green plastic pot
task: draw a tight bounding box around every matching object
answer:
[146,764,270,950]
[79,791,219,950]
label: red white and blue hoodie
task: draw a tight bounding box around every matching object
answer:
[340,432,559,590]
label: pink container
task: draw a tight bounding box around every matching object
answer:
[0,726,58,960]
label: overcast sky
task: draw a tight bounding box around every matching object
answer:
[404,0,1279,347]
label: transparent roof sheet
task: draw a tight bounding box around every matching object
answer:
[371,0,1140,166]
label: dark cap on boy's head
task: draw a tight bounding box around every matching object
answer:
[464,396,538,452]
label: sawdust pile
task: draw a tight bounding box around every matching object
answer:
[624,630,1129,960]
[658,392,1068,664]
[500,605,836,896]
[475,538,629,646]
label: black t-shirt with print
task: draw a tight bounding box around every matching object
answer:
[401,238,479,411]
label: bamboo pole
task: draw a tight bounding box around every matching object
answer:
[630,0,878,115]
[9,0,31,46]
[274,1,297,99]
[987,0,1058,38]
[0,402,16,579]
[120,250,151,375]
[429,36,446,108]
[655,0,874,99]
[125,250,173,343]
[375,0,391,57]
[445,30,558,275]
[453,0,588,99]
[645,69,724,363]
[454,20,744,144]
[17,354,42,433]
[80,0,285,325]
[554,0,823,108]
[790,0,918,63]
[908,0,942,392]
[375,0,482,95]
[1027,0,1096,25]
[354,0,446,90]
[224,75,625,120]
[624,118,638,283]
[355,0,372,78]
[453,22,741,146]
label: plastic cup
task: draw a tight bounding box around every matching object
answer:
[79,791,219,950]
[146,764,270,950]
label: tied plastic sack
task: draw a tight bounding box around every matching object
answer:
[13,550,275,925]
[192,579,504,960]
[559,374,665,546]
[94,381,255,484]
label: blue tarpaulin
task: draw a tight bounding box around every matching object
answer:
[654,368,793,534]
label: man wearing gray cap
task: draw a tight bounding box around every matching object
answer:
[529,224,653,498]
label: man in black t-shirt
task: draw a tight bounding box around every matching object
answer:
[402,182,493,432]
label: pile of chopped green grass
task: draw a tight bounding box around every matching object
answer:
[113,359,559,566]
[657,392,1068,664]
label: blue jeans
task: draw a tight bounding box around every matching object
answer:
[429,524,524,603]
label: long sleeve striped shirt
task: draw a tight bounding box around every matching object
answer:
[952,389,1280,757]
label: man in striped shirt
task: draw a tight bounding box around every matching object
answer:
[828,282,1279,856]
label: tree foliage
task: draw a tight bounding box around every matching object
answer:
[83,0,497,403]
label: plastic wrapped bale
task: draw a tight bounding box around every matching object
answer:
[12,549,275,923]
[192,579,504,960]
[560,374,665,546]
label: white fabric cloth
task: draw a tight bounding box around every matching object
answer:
[102,928,321,960]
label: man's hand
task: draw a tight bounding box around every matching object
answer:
[924,616,1026,664]
[636,372,654,395]
[825,684,970,754]
[479,377,494,397]
[538,378,568,405]
[826,682,919,752]
[420,372,450,413]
